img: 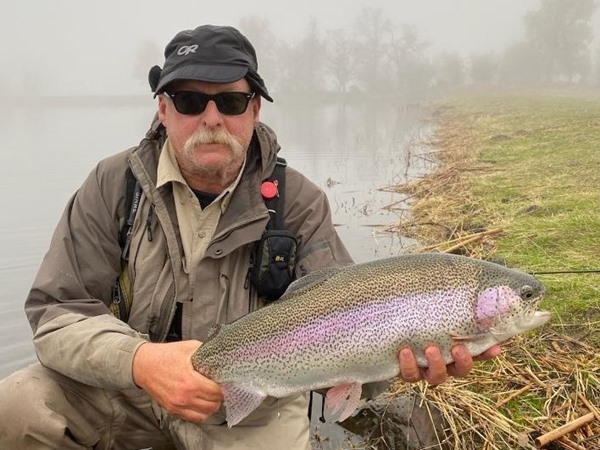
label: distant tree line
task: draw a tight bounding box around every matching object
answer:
[126,0,600,101]
[236,0,599,99]
[6,1,598,99]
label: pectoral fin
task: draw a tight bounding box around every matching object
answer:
[449,332,490,342]
[222,383,266,427]
[325,382,362,422]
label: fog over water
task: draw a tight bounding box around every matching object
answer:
[1,2,599,445]
[3,1,599,96]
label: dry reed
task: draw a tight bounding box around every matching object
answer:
[377,108,600,449]
[387,329,600,449]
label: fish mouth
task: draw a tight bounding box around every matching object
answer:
[526,310,551,325]
[491,309,551,338]
[519,308,551,329]
[487,284,548,333]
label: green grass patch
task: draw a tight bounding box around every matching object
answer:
[431,89,600,329]
[387,89,600,450]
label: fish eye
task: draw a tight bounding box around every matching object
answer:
[521,285,534,299]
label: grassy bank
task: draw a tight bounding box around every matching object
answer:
[394,88,600,325]
[389,89,600,450]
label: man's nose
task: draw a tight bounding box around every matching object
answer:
[200,100,224,128]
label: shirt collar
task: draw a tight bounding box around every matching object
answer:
[156,139,186,188]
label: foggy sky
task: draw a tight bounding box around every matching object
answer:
[2,0,599,96]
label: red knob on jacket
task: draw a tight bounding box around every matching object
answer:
[260,181,278,199]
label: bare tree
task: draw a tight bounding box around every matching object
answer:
[352,7,393,94]
[297,18,326,94]
[324,29,356,94]
[524,0,597,82]
[238,17,280,93]
[275,18,326,96]
[387,25,433,98]
[498,42,540,85]
[469,53,497,84]
[435,51,466,88]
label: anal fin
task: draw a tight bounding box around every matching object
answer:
[325,382,362,422]
[222,383,266,427]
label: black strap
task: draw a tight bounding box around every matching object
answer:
[119,168,142,262]
[264,157,287,230]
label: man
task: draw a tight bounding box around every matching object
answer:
[0,25,498,449]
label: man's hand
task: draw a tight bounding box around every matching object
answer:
[398,344,501,385]
[132,340,223,423]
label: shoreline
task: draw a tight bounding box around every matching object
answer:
[382,88,600,450]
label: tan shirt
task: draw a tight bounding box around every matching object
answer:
[156,139,245,291]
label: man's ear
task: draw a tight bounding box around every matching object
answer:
[158,96,168,124]
[252,96,261,125]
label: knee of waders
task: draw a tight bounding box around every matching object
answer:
[0,365,59,417]
[0,364,89,447]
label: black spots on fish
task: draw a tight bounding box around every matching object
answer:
[194,253,545,391]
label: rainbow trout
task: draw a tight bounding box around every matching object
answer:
[191,253,550,426]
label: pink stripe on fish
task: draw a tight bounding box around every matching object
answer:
[222,291,471,365]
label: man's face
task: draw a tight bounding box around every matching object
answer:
[158,78,261,184]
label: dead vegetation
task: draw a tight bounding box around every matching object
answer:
[375,99,600,449]
[382,125,502,258]
[389,328,600,450]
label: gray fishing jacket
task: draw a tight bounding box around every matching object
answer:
[24,120,353,391]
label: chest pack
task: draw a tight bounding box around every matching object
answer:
[249,157,298,301]
[110,157,297,321]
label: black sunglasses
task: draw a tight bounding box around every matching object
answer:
[163,91,255,116]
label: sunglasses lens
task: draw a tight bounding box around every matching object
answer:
[216,93,251,115]
[172,92,207,115]
[168,92,253,116]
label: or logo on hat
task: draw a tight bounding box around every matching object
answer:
[177,44,198,56]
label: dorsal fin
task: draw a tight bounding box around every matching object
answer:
[206,323,226,341]
[283,265,346,297]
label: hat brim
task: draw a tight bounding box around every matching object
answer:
[153,63,273,102]
[154,64,248,95]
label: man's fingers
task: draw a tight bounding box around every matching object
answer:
[190,396,222,415]
[474,345,502,361]
[423,346,447,385]
[191,374,224,402]
[175,401,222,424]
[398,347,423,382]
[448,345,474,378]
[133,340,226,424]
[162,389,222,421]
[398,345,501,385]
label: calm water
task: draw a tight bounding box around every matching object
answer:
[0,95,433,446]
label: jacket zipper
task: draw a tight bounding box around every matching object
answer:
[133,202,177,343]
[152,211,179,344]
